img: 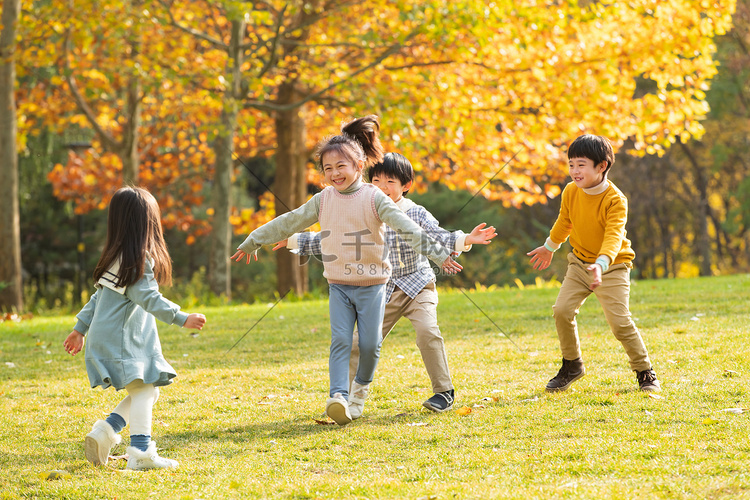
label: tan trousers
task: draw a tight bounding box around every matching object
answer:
[553,252,652,372]
[349,282,453,393]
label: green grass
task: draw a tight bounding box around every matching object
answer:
[1,274,749,499]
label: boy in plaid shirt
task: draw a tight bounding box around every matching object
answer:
[276,153,496,413]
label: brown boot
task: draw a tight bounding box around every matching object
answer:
[546,357,586,392]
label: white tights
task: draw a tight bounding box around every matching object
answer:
[111,379,160,436]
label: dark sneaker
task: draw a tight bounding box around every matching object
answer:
[423,390,455,412]
[545,357,586,392]
[637,369,662,392]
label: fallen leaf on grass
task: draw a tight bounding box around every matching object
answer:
[723,370,740,378]
[703,417,719,425]
[644,410,654,417]
[455,406,472,416]
[5,362,15,368]
[472,404,486,409]
[313,419,336,425]
[648,393,665,400]
[39,470,71,480]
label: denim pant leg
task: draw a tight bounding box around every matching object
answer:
[350,284,386,387]
[328,285,358,399]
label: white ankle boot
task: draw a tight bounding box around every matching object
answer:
[325,393,352,425]
[126,441,179,471]
[84,420,122,466]
[348,380,370,420]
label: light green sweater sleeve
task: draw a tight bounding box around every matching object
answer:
[373,190,451,267]
[237,194,322,254]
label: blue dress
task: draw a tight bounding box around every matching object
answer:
[73,260,188,390]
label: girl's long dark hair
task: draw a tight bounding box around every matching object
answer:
[315,115,384,170]
[93,186,173,288]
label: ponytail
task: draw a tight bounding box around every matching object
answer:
[341,115,384,167]
[316,114,384,170]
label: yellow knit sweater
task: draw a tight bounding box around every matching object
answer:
[549,181,635,265]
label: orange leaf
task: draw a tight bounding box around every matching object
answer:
[456,406,472,416]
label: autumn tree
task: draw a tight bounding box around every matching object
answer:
[0,0,23,312]
[614,0,749,278]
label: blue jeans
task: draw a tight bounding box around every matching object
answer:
[328,284,386,398]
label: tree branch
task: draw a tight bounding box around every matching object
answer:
[158,0,228,49]
[244,34,411,112]
[62,31,120,152]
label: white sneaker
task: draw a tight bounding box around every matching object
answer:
[126,441,179,471]
[84,420,121,466]
[325,393,352,425]
[348,380,370,420]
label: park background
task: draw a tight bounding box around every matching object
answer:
[0,0,748,313]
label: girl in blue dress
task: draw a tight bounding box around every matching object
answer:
[64,186,206,470]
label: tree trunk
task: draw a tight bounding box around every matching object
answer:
[679,142,713,276]
[121,74,141,185]
[0,0,23,312]
[208,19,244,299]
[273,82,309,297]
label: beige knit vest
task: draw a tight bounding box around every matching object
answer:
[319,184,391,286]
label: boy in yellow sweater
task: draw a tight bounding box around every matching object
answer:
[527,134,661,392]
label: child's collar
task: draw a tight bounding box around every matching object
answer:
[582,178,610,195]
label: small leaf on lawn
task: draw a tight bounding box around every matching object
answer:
[648,393,665,400]
[39,470,71,480]
[313,419,336,425]
[5,362,15,368]
[723,370,740,378]
[703,417,719,425]
[644,410,654,417]
[456,406,472,416]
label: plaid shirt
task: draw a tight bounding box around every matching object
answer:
[294,198,465,302]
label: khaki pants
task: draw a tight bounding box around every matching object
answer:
[553,253,651,372]
[349,282,453,393]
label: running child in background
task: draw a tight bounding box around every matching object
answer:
[64,186,207,470]
[277,152,496,413]
[231,116,462,425]
[527,134,661,393]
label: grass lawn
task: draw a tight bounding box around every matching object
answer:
[1,274,749,499]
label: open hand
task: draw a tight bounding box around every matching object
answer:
[272,239,288,251]
[527,246,553,270]
[466,222,497,246]
[231,249,257,264]
[441,256,463,275]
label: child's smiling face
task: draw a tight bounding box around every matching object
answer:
[370,173,412,203]
[322,150,363,192]
[568,156,607,189]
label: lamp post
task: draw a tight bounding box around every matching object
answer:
[64,141,92,306]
